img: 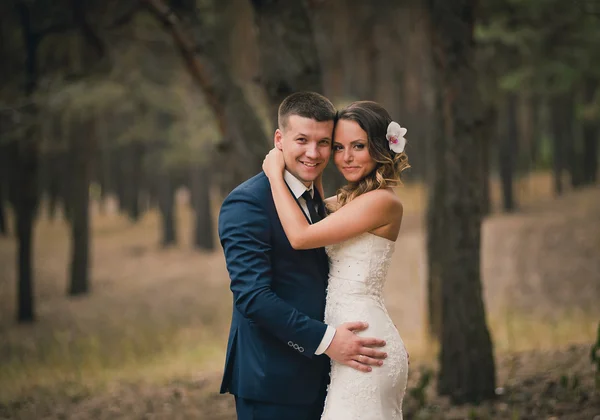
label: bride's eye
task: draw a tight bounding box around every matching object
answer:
[354,144,365,150]
[333,144,343,151]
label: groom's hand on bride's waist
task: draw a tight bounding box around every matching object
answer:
[324,321,387,373]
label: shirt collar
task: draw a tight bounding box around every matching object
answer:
[284,170,313,199]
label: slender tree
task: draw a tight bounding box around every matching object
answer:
[190,164,214,250]
[0,147,7,236]
[68,118,95,296]
[10,1,40,322]
[499,93,518,211]
[582,77,599,185]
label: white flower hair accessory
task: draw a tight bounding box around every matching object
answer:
[386,121,407,154]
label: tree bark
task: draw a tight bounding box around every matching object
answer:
[0,147,7,236]
[8,135,38,322]
[425,79,445,341]
[145,0,268,187]
[499,94,518,211]
[529,93,541,167]
[250,0,346,194]
[582,77,598,185]
[68,120,95,296]
[12,0,40,322]
[561,93,583,188]
[190,164,214,251]
[46,152,62,221]
[157,169,177,247]
[550,94,570,195]
[426,0,496,403]
[250,0,324,127]
[124,141,143,222]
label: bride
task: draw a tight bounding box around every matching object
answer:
[262,100,410,420]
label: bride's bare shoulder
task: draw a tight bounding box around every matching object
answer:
[362,188,402,208]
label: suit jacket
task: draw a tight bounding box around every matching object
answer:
[218,172,330,405]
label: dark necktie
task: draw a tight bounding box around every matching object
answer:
[301,190,323,224]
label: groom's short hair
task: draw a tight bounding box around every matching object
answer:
[278,92,336,131]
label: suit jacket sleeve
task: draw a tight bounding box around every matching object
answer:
[219,188,327,358]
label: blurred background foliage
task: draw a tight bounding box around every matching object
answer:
[0,0,599,418]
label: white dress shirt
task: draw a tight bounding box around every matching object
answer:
[283,170,336,355]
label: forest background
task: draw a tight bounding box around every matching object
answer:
[0,0,599,419]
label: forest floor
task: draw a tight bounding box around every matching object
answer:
[0,172,599,419]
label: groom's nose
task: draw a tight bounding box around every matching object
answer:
[305,143,319,159]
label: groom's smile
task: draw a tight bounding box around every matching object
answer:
[275,115,334,187]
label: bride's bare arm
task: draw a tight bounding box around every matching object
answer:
[268,174,401,249]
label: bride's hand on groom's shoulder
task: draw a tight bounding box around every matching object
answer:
[325,321,387,373]
[262,148,285,179]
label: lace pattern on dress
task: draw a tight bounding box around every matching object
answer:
[321,233,408,420]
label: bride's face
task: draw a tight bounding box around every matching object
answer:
[333,119,377,182]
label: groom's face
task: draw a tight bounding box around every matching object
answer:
[274,115,334,187]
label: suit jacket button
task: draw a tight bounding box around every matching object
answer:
[299,347,304,353]
[293,344,299,350]
[288,341,293,347]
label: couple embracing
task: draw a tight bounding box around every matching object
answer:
[218,92,410,420]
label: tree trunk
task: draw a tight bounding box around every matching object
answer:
[550,94,569,195]
[250,0,346,193]
[12,1,39,322]
[112,146,127,213]
[190,164,214,250]
[425,81,445,341]
[529,93,541,167]
[46,152,62,221]
[8,136,38,322]
[157,169,177,247]
[582,77,598,185]
[310,0,345,101]
[479,107,495,217]
[250,0,324,127]
[145,0,269,187]
[562,93,583,188]
[499,94,517,212]
[0,149,7,235]
[427,0,496,403]
[16,197,35,322]
[68,120,95,296]
[98,125,112,215]
[124,142,143,222]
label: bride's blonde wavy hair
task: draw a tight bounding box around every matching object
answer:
[329,101,410,212]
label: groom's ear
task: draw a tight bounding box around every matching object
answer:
[274,129,283,151]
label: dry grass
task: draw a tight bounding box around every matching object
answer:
[0,171,598,419]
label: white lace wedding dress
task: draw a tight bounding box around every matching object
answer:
[321,232,408,420]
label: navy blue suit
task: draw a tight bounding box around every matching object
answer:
[218,172,330,419]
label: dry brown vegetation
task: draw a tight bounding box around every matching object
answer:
[0,172,599,419]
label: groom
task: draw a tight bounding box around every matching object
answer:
[218,92,387,420]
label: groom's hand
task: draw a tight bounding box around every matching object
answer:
[324,322,387,373]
